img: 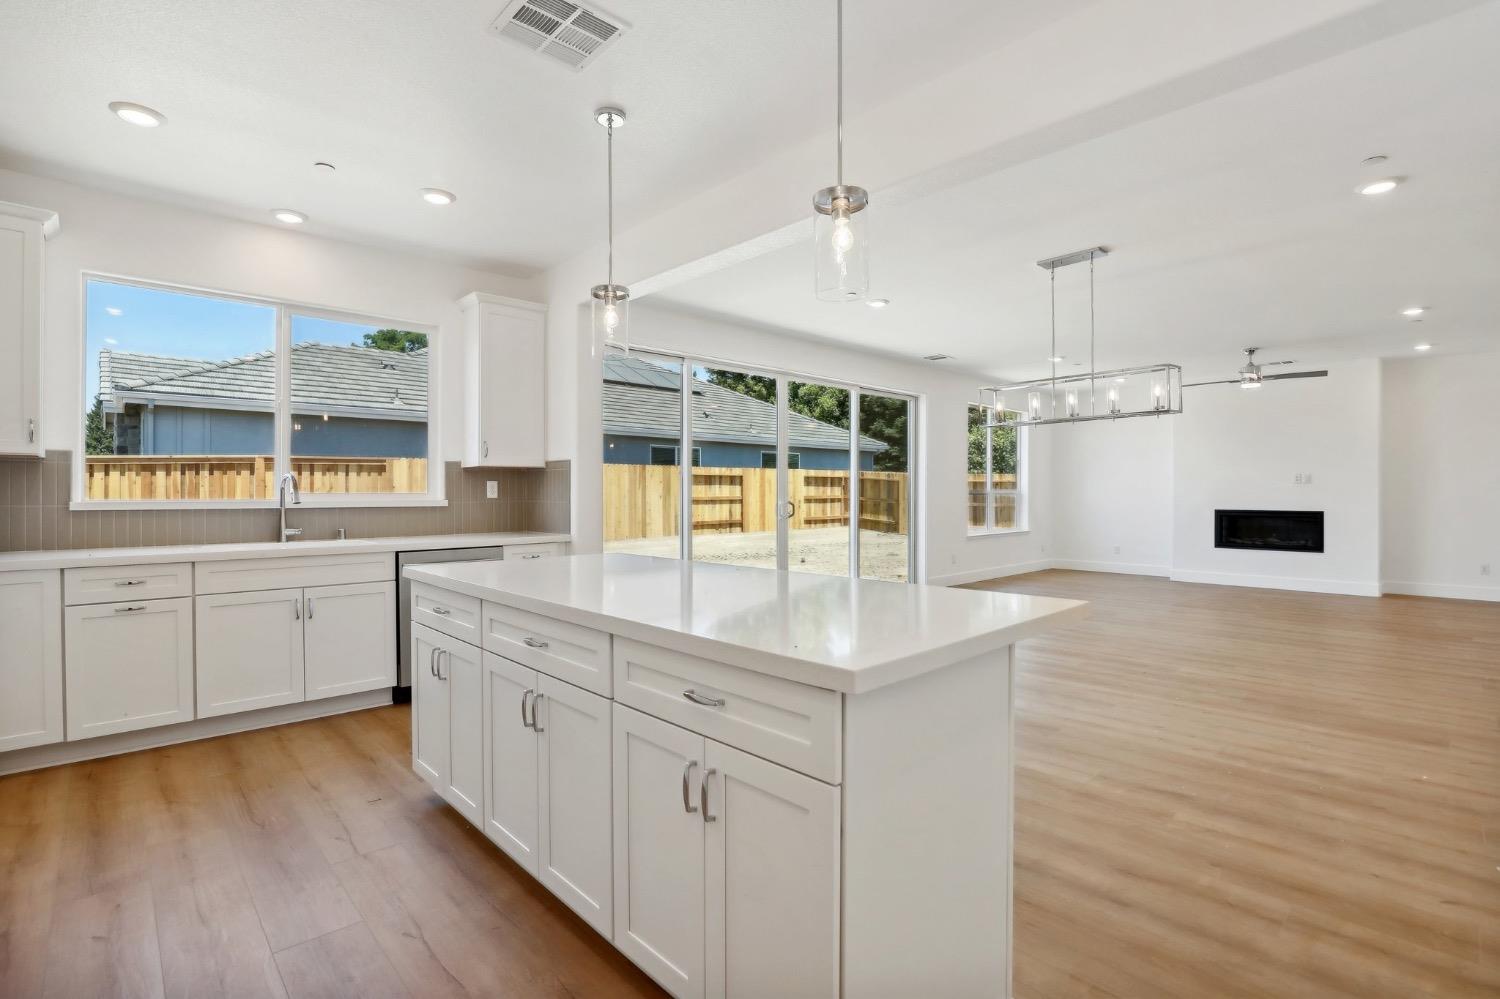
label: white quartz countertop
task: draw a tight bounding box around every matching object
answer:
[0,532,570,572]
[404,553,1087,694]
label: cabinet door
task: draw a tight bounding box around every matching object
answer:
[613,704,706,999]
[442,636,485,826]
[411,624,448,791]
[303,580,396,700]
[537,674,613,937]
[482,652,539,871]
[65,597,194,740]
[195,589,304,717]
[704,741,840,999]
[0,569,62,750]
[463,296,545,468]
[0,211,44,456]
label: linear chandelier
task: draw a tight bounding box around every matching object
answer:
[980,247,1183,428]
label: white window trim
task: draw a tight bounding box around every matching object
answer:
[71,272,444,510]
[968,404,1027,537]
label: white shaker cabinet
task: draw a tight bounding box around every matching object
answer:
[458,292,546,468]
[612,705,709,999]
[64,597,194,740]
[195,588,306,717]
[0,569,63,750]
[536,672,613,936]
[303,580,396,700]
[0,202,55,456]
[411,623,483,825]
[482,651,541,872]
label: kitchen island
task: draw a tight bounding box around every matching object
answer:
[403,553,1087,999]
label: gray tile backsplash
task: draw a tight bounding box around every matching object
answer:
[0,452,570,552]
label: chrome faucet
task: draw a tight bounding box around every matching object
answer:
[278,472,302,542]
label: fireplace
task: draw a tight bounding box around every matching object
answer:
[1214,510,1324,553]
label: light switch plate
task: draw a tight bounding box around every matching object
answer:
[486,481,498,499]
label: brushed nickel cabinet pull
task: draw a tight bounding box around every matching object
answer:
[683,689,725,708]
[114,579,146,587]
[682,760,699,814]
[523,637,549,649]
[114,605,147,613]
[521,688,534,729]
[531,693,545,734]
[701,767,717,823]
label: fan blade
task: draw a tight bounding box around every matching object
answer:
[1263,359,1297,366]
[1183,379,1240,387]
[1264,370,1328,381]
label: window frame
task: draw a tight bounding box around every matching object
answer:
[968,404,1028,536]
[72,272,444,510]
[761,449,801,469]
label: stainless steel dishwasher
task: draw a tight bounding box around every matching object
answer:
[395,546,506,699]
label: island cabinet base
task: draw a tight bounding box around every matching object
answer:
[409,586,1021,999]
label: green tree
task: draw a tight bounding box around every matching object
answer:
[968,406,1017,475]
[84,395,113,455]
[359,329,428,353]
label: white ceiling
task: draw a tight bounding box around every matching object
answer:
[0,0,1094,274]
[651,3,1500,381]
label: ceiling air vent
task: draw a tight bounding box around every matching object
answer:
[490,0,628,71]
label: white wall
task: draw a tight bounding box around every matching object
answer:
[0,168,539,462]
[572,302,1053,584]
[1050,416,1173,575]
[1381,351,1500,601]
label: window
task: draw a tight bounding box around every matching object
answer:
[81,276,436,506]
[649,445,700,466]
[968,405,1023,533]
[761,450,800,469]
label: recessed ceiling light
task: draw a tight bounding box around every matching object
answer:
[104,307,123,317]
[1048,355,1065,363]
[1357,177,1401,196]
[1401,306,1427,317]
[866,298,890,309]
[1413,343,1432,351]
[420,188,456,206]
[271,209,307,225]
[108,101,166,128]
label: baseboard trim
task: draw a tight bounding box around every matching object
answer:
[927,559,1053,587]
[1382,581,1500,603]
[0,688,395,776]
[1051,559,1169,578]
[1169,569,1381,597]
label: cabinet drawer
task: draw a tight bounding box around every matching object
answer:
[64,562,192,605]
[194,551,394,595]
[482,602,611,697]
[504,542,565,561]
[613,638,841,783]
[412,582,482,646]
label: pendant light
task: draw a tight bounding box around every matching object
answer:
[812,0,869,302]
[592,107,629,353]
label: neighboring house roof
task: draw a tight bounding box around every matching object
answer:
[603,354,886,452]
[99,343,428,420]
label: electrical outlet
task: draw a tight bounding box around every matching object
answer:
[1304,472,1313,484]
[1482,564,1492,577]
[1113,545,1121,555]
[1293,473,1303,484]
[485,481,498,499]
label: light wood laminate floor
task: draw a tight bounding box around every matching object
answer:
[0,570,1495,997]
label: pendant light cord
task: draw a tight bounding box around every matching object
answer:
[836,0,843,186]
[606,121,614,288]
[1089,250,1096,414]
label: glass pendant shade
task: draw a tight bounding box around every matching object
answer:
[592,284,629,354]
[814,186,869,301]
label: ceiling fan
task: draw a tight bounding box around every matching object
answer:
[1183,347,1328,390]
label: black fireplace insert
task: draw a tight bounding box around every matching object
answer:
[1214,510,1324,553]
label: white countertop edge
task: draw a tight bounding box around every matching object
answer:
[402,563,1090,695]
[0,533,570,572]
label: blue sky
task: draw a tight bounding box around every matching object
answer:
[85,279,379,407]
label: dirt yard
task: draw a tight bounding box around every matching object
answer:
[605,526,910,582]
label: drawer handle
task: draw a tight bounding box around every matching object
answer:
[114,604,147,613]
[520,553,543,560]
[431,605,451,616]
[531,693,545,734]
[701,767,717,823]
[682,760,699,814]
[522,637,549,650]
[521,689,535,729]
[114,579,147,587]
[682,689,725,708]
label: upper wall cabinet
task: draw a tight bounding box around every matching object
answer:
[458,292,546,468]
[0,201,58,457]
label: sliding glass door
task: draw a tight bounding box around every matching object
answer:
[602,351,916,581]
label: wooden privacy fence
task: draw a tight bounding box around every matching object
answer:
[968,474,1018,529]
[603,464,911,542]
[84,455,428,500]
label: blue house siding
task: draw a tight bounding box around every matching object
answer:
[603,435,874,471]
[133,405,425,458]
